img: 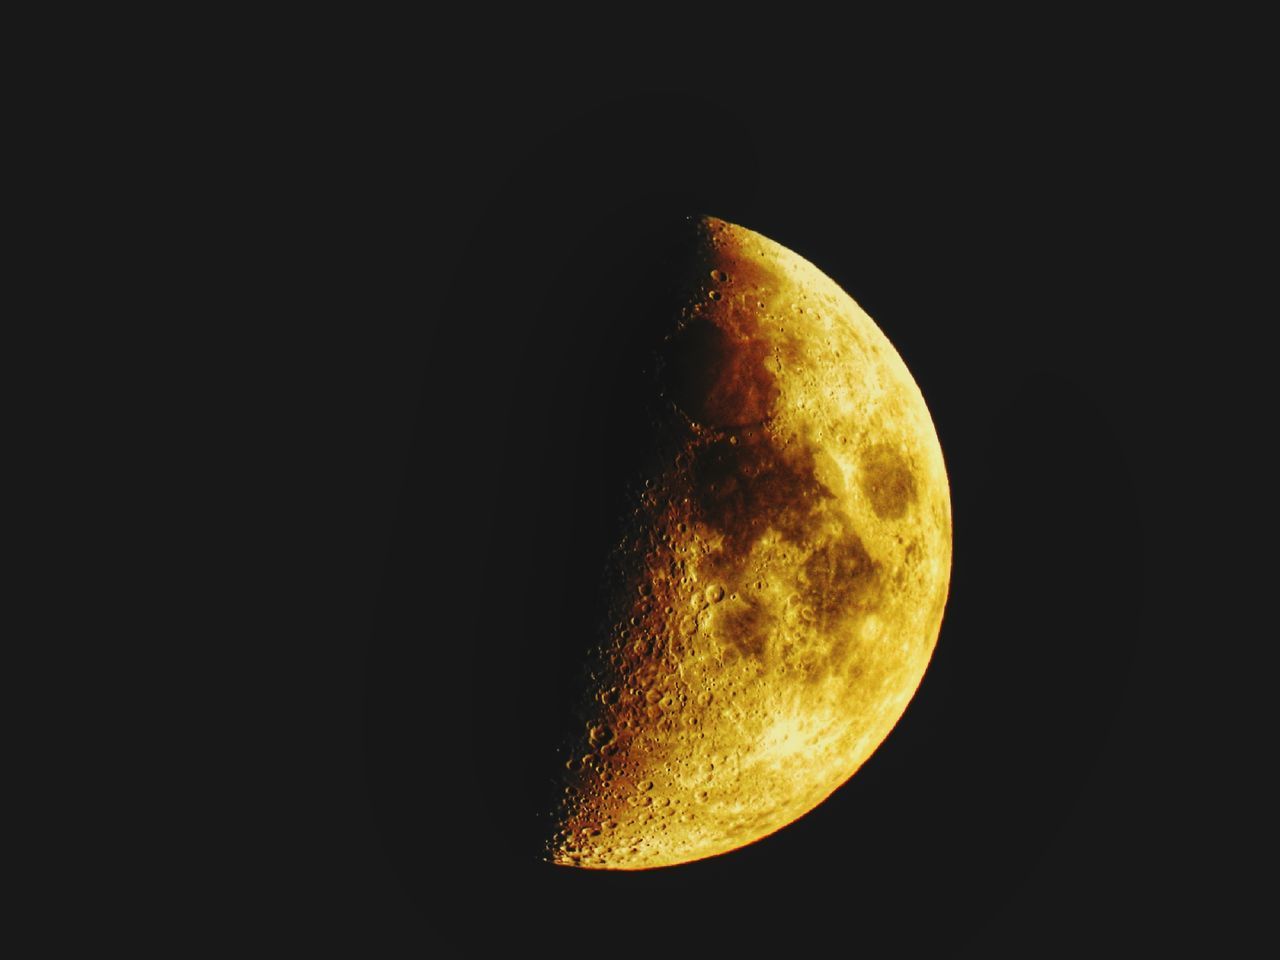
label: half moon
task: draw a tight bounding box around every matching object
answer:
[547,216,952,870]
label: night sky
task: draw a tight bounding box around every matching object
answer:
[223,67,1246,953]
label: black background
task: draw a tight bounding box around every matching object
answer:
[227,70,1254,953]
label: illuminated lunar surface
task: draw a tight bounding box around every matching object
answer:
[547,216,952,870]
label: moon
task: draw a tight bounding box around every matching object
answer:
[546,216,952,870]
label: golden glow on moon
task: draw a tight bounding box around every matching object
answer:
[548,216,952,870]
